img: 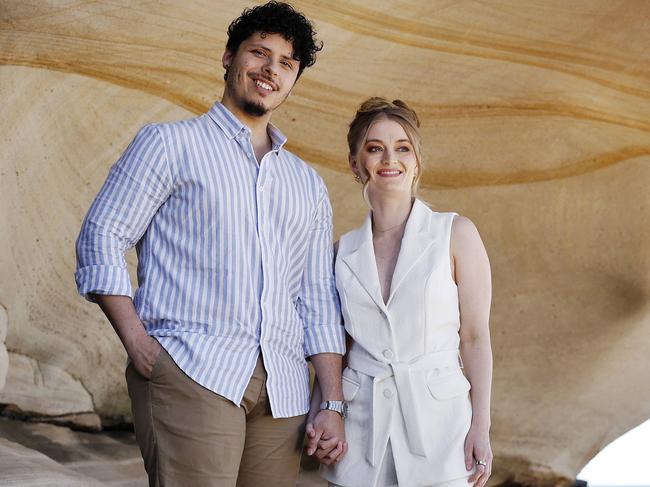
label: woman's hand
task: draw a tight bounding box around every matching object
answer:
[464,425,492,487]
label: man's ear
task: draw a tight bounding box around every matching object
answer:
[222,50,234,70]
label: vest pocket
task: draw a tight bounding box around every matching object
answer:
[426,370,470,400]
[342,369,361,402]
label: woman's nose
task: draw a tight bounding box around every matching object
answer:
[382,149,396,164]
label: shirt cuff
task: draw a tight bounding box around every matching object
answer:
[75,264,133,303]
[304,324,346,357]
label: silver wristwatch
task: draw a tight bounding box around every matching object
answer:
[320,400,348,419]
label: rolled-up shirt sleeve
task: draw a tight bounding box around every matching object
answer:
[298,183,346,357]
[75,124,173,301]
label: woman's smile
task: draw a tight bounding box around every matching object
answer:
[376,168,403,177]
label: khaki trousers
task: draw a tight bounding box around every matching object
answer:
[126,347,306,487]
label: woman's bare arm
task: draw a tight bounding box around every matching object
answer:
[451,215,493,486]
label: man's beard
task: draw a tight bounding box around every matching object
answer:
[242,99,269,117]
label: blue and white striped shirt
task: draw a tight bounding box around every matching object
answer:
[75,102,345,418]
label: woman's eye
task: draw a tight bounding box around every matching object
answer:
[397,146,410,152]
[367,146,382,152]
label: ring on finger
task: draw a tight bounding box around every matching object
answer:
[476,459,487,466]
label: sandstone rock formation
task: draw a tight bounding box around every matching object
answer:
[1,2,649,485]
[0,436,102,486]
[0,306,8,391]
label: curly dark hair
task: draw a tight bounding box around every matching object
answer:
[226,1,323,79]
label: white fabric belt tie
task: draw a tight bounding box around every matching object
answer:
[347,349,462,466]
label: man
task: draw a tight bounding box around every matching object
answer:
[75,2,346,485]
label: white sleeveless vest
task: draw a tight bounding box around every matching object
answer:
[323,199,473,487]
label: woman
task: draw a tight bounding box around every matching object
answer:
[310,98,493,487]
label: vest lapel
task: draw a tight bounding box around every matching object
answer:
[387,199,437,306]
[340,214,387,313]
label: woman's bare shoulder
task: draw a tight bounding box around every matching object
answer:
[451,214,486,256]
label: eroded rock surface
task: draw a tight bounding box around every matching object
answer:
[0,436,102,487]
[1,2,649,485]
[0,352,95,417]
[0,305,8,391]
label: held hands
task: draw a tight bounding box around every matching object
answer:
[128,333,162,379]
[464,425,492,487]
[305,409,348,465]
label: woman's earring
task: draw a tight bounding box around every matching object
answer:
[411,169,419,194]
[354,174,361,183]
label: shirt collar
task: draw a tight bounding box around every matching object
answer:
[266,122,288,152]
[207,102,288,152]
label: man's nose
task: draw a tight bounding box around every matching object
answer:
[262,58,279,77]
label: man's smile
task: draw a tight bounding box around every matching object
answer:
[251,76,277,94]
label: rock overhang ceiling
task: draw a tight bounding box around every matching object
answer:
[1,2,649,485]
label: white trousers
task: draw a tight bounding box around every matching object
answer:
[328,440,472,487]
[328,478,470,487]
[329,478,470,487]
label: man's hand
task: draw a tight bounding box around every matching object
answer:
[307,353,346,465]
[306,409,347,465]
[94,294,162,380]
[93,294,162,379]
[128,333,162,380]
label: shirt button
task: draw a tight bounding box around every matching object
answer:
[383,349,393,360]
[383,388,393,399]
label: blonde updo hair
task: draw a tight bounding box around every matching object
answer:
[347,97,423,194]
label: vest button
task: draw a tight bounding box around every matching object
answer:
[383,388,393,399]
[383,349,394,360]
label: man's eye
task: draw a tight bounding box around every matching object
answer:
[281,61,293,69]
[253,49,265,56]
